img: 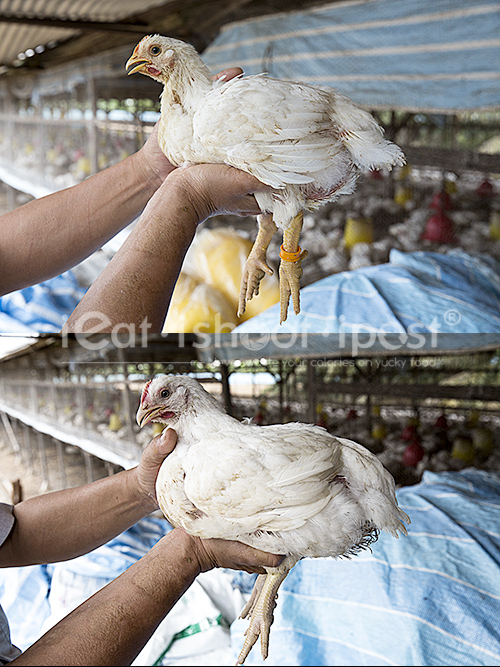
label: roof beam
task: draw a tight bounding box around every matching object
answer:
[0,13,149,35]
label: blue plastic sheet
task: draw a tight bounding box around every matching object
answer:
[235,250,500,334]
[1,250,499,335]
[231,469,500,666]
[2,471,500,665]
[202,0,500,112]
[0,272,85,333]
[0,516,170,653]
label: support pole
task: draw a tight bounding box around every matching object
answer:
[37,431,49,492]
[55,439,67,489]
[220,364,233,416]
[1,412,21,453]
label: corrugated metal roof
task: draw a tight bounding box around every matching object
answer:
[0,334,38,360]
[0,1,337,72]
[0,0,167,68]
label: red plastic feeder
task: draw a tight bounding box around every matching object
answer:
[402,441,425,467]
[476,179,494,198]
[434,413,448,430]
[430,190,453,211]
[401,424,418,441]
[421,211,456,243]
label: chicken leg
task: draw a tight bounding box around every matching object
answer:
[237,213,277,318]
[236,555,298,665]
[279,211,308,324]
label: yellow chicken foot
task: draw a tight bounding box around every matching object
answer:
[236,557,296,665]
[237,213,277,318]
[239,573,267,620]
[279,211,308,324]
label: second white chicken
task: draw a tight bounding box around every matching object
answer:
[136,374,409,665]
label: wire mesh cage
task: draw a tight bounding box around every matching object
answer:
[219,351,500,488]
[1,336,499,496]
[0,4,498,333]
[0,45,160,197]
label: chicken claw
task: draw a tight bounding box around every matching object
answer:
[279,247,308,324]
[236,575,271,665]
[237,249,274,318]
[236,577,276,665]
[236,558,296,665]
[239,574,267,621]
[237,213,277,318]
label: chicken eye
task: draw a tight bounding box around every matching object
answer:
[150,45,161,56]
[160,389,170,398]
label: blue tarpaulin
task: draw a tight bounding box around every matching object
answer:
[0,272,85,333]
[2,250,499,335]
[2,470,500,665]
[202,0,500,112]
[231,469,500,666]
[234,250,500,334]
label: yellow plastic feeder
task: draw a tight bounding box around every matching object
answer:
[343,216,373,250]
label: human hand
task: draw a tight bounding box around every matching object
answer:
[213,67,244,83]
[133,428,177,511]
[138,122,177,186]
[165,163,270,224]
[184,530,284,574]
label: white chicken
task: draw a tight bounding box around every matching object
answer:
[136,374,410,665]
[126,35,405,324]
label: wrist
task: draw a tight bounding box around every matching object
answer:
[131,147,174,194]
[168,528,203,577]
[164,169,214,224]
[128,178,199,257]
[151,179,201,245]
[124,467,159,516]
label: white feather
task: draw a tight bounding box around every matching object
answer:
[144,36,405,228]
[144,375,410,559]
[140,373,410,663]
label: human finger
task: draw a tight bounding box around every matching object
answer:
[196,537,284,574]
[213,67,243,82]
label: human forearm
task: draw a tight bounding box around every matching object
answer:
[9,529,200,666]
[0,150,171,297]
[63,177,198,332]
[0,467,153,567]
[63,164,268,333]
[0,430,174,568]
[8,527,283,667]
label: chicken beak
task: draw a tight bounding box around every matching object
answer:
[136,404,159,428]
[125,54,151,76]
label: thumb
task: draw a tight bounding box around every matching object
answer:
[140,428,177,471]
[135,428,178,506]
[151,427,178,461]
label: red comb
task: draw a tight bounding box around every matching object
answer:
[134,35,150,55]
[141,380,152,404]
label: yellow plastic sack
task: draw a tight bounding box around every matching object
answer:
[183,228,280,322]
[163,273,238,333]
